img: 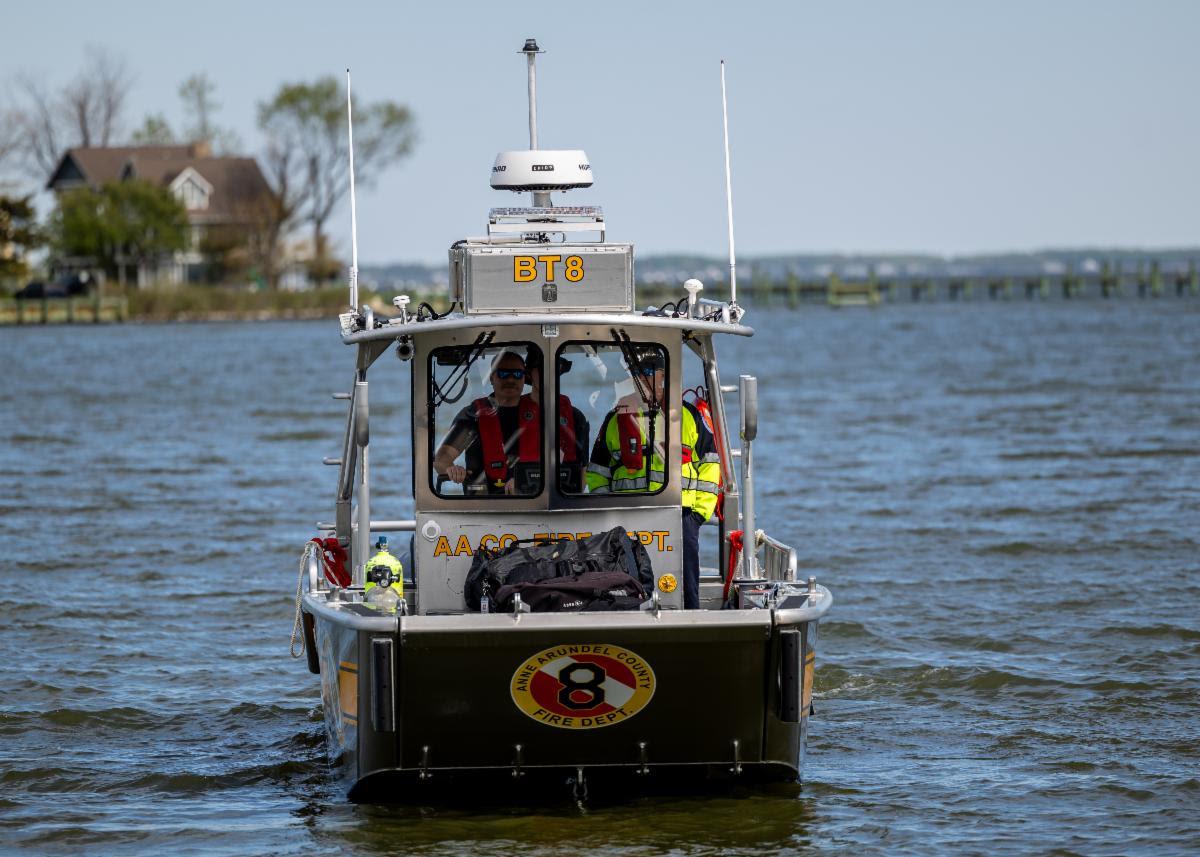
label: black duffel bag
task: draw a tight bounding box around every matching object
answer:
[464,526,654,612]
[495,569,647,613]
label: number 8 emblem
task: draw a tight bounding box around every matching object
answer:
[510,644,656,729]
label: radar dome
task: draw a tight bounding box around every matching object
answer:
[490,150,593,192]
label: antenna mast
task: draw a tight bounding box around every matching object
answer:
[346,68,360,310]
[521,38,550,208]
[720,60,738,307]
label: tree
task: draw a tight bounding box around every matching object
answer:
[0,111,21,187]
[178,73,241,153]
[49,180,188,286]
[11,46,132,180]
[131,114,176,145]
[258,77,416,285]
[247,139,303,290]
[0,195,41,286]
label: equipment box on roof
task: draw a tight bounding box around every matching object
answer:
[452,243,634,314]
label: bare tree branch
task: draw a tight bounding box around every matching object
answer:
[62,46,131,147]
[13,74,63,179]
[10,46,132,183]
[0,108,23,184]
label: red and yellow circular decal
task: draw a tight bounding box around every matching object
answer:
[510,643,656,729]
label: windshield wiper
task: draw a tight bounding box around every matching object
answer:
[432,331,495,407]
[609,328,658,415]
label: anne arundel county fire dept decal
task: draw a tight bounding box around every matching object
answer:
[510,644,655,729]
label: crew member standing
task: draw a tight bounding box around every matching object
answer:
[585,351,720,608]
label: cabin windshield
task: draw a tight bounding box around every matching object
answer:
[429,342,543,498]
[556,341,670,497]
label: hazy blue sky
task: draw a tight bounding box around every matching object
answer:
[2,0,1197,264]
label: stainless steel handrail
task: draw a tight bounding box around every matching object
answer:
[772,585,833,628]
[343,311,754,345]
[318,519,417,533]
[759,531,798,582]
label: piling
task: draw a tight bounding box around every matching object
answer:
[1100,261,1122,298]
[1061,268,1083,299]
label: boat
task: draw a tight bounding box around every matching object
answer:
[291,39,833,801]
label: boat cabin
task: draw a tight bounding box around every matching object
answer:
[338,202,753,613]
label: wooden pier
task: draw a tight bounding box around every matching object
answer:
[638,260,1200,308]
[0,296,129,325]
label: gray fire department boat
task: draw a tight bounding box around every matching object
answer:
[291,41,832,801]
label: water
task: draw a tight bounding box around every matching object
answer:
[2,302,1198,855]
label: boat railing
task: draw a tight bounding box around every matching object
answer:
[758,531,798,583]
[317,519,417,533]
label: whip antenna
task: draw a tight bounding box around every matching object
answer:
[720,60,738,307]
[346,68,359,310]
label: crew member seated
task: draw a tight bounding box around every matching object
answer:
[433,349,541,495]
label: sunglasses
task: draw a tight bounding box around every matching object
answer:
[494,369,526,380]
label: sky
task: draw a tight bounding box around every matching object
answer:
[1,0,1197,265]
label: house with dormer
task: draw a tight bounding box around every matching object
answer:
[46,143,274,285]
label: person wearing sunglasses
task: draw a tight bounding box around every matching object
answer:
[585,350,720,608]
[433,349,540,495]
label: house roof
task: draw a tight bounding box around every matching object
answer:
[47,143,274,223]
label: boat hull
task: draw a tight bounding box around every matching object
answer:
[308,596,826,801]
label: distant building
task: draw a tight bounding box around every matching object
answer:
[46,142,274,286]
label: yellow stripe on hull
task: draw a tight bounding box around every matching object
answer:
[338,662,359,723]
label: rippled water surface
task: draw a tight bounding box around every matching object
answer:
[2,301,1198,855]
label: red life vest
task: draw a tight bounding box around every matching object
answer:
[474,396,540,484]
[474,395,576,483]
[684,396,716,464]
[557,395,577,463]
[617,411,644,470]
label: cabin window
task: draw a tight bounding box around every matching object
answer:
[556,342,669,497]
[429,342,543,498]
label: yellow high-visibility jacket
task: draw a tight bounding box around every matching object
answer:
[586,401,720,520]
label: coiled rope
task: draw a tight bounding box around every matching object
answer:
[289,541,318,658]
